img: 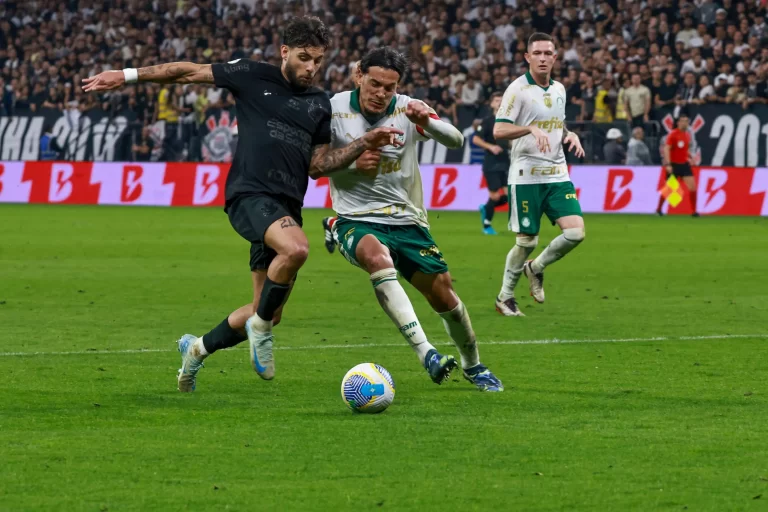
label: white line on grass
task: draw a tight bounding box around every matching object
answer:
[1,333,764,358]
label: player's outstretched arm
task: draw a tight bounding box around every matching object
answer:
[309,127,403,179]
[82,63,214,92]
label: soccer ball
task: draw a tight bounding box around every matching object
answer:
[341,363,396,413]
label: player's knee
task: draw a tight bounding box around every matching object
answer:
[285,243,309,267]
[361,251,394,273]
[563,227,585,243]
[272,312,282,327]
[516,235,539,249]
[489,190,501,201]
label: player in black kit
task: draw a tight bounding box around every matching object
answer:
[472,92,510,235]
[83,16,402,392]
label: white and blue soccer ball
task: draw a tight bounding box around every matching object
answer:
[341,363,396,413]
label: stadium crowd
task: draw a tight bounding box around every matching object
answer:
[1,0,767,161]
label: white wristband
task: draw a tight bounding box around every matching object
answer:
[123,68,138,84]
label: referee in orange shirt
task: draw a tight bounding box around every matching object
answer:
[657,113,699,217]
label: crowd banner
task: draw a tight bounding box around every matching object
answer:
[0,108,137,162]
[2,105,766,167]
[1,161,766,216]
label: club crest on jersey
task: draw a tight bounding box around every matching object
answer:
[521,217,531,228]
[543,94,552,108]
[395,132,406,145]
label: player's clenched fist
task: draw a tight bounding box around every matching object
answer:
[362,127,404,149]
[405,100,431,127]
[82,71,126,92]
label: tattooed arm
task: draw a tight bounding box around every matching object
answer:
[309,127,404,179]
[137,63,214,84]
[82,62,213,92]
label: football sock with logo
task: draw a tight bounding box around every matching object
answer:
[201,317,248,354]
[438,301,480,369]
[531,228,585,274]
[499,236,538,301]
[370,268,435,362]
[253,277,290,331]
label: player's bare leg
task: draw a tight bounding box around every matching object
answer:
[524,215,585,303]
[355,235,457,384]
[496,234,538,316]
[177,272,294,392]
[410,271,503,392]
[682,176,699,216]
[244,217,308,380]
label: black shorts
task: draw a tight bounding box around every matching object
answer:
[482,164,508,192]
[671,163,693,177]
[227,194,303,271]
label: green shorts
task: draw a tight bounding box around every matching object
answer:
[508,181,582,235]
[334,217,448,281]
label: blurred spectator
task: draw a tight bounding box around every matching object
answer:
[604,128,627,165]
[627,127,653,165]
[132,126,155,162]
[0,0,765,164]
[624,74,652,128]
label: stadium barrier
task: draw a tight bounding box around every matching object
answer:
[0,161,766,216]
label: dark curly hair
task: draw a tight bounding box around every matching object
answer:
[359,47,408,79]
[282,16,331,49]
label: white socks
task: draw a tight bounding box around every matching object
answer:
[438,301,479,369]
[499,235,538,301]
[531,228,585,274]
[370,268,435,363]
[247,313,272,334]
[191,337,209,360]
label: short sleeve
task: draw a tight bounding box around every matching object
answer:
[480,116,495,143]
[312,95,333,146]
[211,59,267,94]
[496,83,520,124]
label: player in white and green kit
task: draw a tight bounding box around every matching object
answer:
[314,48,503,392]
[493,33,587,317]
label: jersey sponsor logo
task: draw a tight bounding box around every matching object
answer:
[226,61,249,73]
[266,118,312,153]
[332,112,358,119]
[530,166,567,176]
[267,168,300,194]
[389,106,407,118]
[502,95,515,116]
[533,118,564,132]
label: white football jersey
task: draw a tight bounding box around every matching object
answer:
[496,72,569,185]
[329,90,432,227]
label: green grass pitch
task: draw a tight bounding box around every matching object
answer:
[1,204,767,511]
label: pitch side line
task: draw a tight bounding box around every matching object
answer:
[0,334,764,358]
